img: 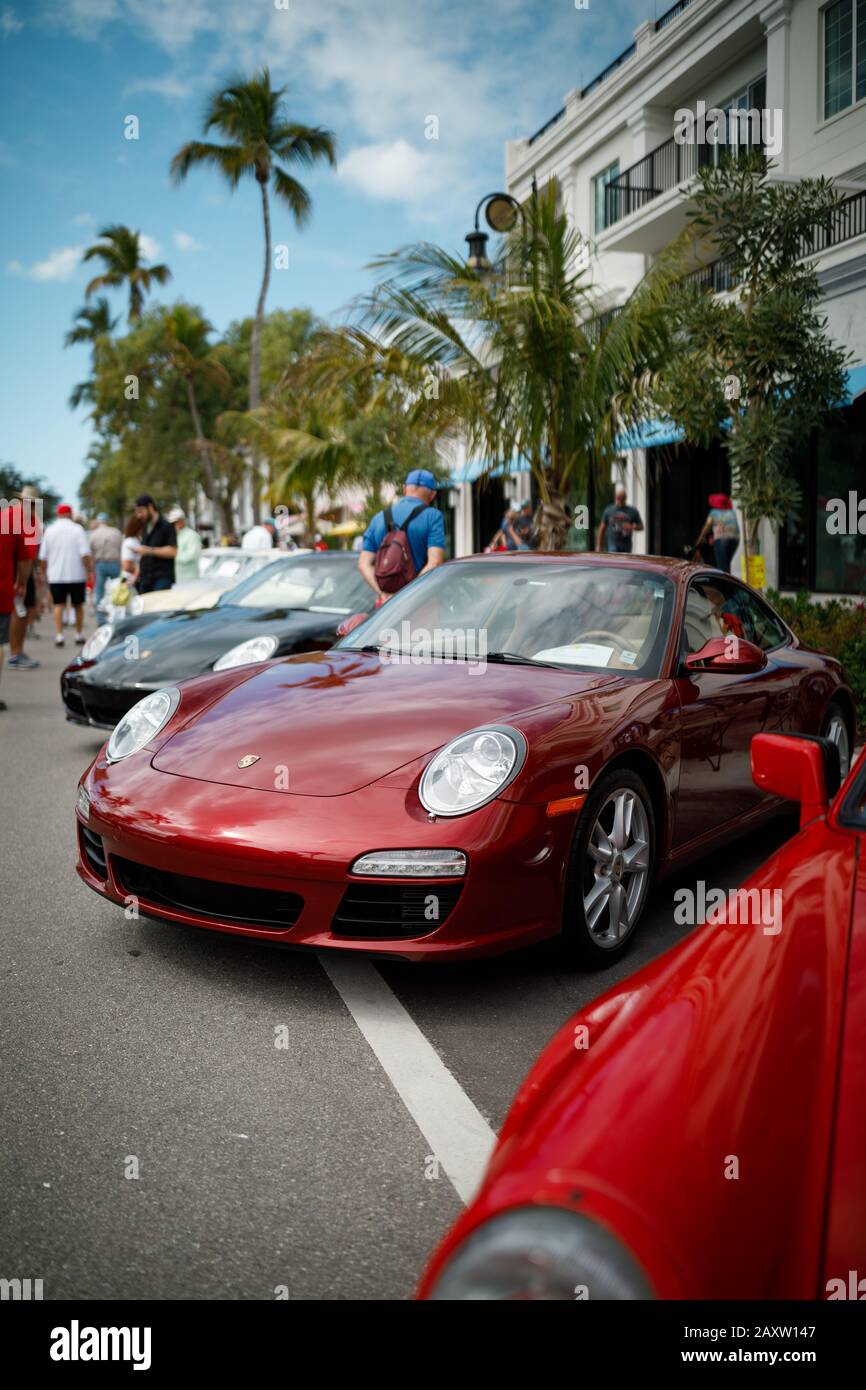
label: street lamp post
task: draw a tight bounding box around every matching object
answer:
[465,191,525,273]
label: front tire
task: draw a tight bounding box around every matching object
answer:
[561,768,656,968]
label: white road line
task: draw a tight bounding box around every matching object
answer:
[320,954,497,1205]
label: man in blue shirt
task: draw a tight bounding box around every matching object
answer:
[359,469,446,598]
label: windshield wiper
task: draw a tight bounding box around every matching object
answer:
[485,651,563,669]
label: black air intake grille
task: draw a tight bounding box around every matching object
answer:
[331,881,463,938]
[80,826,107,877]
[113,859,303,930]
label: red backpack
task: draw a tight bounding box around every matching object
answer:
[373,503,427,593]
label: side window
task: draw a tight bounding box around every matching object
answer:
[682,577,787,656]
[682,579,736,654]
[724,585,787,650]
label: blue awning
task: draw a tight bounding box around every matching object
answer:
[617,363,866,451]
[842,362,866,403]
[453,365,866,476]
[447,456,531,485]
[615,417,684,451]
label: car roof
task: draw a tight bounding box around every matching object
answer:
[449,551,705,578]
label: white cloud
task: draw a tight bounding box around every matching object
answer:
[8,245,84,282]
[126,74,193,100]
[0,7,23,37]
[72,212,95,227]
[173,230,203,251]
[338,140,454,211]
[50,0,653,223]
[138,233,162,261]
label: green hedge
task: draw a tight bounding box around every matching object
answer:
[767,589,866,733]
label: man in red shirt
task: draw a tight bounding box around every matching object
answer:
[0,495,39,711]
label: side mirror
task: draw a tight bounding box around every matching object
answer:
[685,636,767,674]
[751,732,841,827]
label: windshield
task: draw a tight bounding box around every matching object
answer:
[338,560,676,676]
[219,556,370,614]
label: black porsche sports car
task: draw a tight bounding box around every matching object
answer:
[61,551,371,730]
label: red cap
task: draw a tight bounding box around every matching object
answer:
[56,504,73,517]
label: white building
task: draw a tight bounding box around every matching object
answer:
[451,0,866,596]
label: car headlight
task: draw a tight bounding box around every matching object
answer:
[81,624,114,661]
[212,635,279,671]
[427,1206,654,1301]
[106,688,181,763]
[419,726,526,817]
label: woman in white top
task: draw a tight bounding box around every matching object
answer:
[121,514,143,587]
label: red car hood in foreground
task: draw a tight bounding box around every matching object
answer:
[419,807,859,1298]
[153,649,620,796]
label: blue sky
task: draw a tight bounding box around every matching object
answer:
[1,0,653,504]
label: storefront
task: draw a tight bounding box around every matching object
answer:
[779,391,866,596]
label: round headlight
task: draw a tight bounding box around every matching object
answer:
[81,624,114,661]
[427,1206,654,1301]
[419,726,526,817]
[106,688,180,763]
[212,634,279,671]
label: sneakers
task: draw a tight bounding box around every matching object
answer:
[75,632,85,644]
[7,653,40,670]
[55,635,65,647]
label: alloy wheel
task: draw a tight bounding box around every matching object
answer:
[583,789,651,948]
[824,713,851,778]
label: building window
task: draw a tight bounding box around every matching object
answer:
[824,0,866,119]
[593,161,619,234]
[715,75,767,160]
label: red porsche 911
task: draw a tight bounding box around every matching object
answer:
[74,553,855,964]
[418,732,866,1299]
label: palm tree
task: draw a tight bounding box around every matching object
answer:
[156,304,234,531]
[169,67,336,430]
[64,296,120,410]
[82,225,172,323]
[330,182,687,548]
[64,297,119,348]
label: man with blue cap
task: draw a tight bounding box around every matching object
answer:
[359,469,445,599]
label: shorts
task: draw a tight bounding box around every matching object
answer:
[0,611,9,645]
[49,582,86,607]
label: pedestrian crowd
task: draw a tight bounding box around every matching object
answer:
[1,469,744,716]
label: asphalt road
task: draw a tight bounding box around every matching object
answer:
[0,616,797,1300]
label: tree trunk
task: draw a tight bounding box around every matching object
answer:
[247,178,273,523]
[304,487,317,548]
[534,491,570,551]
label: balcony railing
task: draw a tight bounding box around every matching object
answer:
[527,43,637,145]
[655,0,698,32]
[585,189,866,332]
[582,43,637,98]
[604,136,718,227]
[603,129,772,228]
[527,0,699,149]
[528,107,566,147]
[583,305,625,343]
[680,189,866,294]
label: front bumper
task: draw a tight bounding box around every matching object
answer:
[62,667,161,730]
[75,759,572,961]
